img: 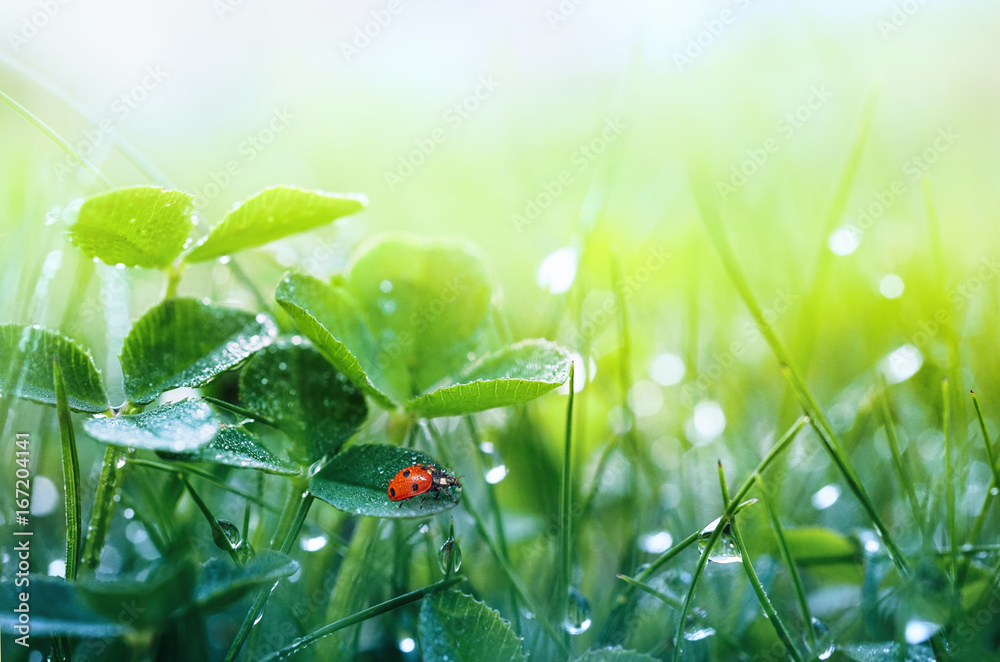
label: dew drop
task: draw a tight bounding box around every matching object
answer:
[212,519,242,550]
[562,587,592,635]
[438,534,463,576]
[116,456,128,469]
[698,517,742,564]
[807,617,835,660]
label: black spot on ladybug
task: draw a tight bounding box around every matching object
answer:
[412,483,419,492]
[389,487,396,497]
[403,469,411,477]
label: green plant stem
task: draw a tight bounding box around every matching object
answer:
[729,516,805,662]
[757,475,816,650]
[225,480,314,662]
[669,511,729,662]
[127,458,282,513]
[558,364,576,657]
[259,577,462,662]
[425,422,570,658]
[81,442,126,570]
[165,262,184,299]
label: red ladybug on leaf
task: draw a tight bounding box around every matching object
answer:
[388,463,461,507]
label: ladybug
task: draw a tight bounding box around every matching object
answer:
[388,463,461,507]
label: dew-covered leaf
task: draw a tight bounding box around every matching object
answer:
[275,272,397,408]
[309,444,460,518]
[0,323,108,412]
[184,186,367,263]
[161,424,299,475]
[344,233,497,396]
[83,400,219,453]
[841,643,936,662]
[407,339,572,417]
[120,298,276,404]
[239,341,367,465]
[194,550,299,612]
[0,576,128,639]
[418,589,526,662]
[574,648,660,662]
[68,186,194,268]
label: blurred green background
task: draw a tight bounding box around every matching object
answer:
[3,0,1000,658]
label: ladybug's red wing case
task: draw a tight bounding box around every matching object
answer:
[387,463,462,506]
[388,464,433,501]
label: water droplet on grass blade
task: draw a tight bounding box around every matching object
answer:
[438,526,462,576]
[562,587,592,635]
[212,519,242,550]
[698,517,742,564]
[807,617,835,660]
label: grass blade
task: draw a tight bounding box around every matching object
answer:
[82,443,125,570]
[730,514,805,662]
[756,475,816,650]
[967,392,1000,547]
[53,357,82,581]
[559,364,575,656]
[879,379,923,527]
[942,379,958,588]
[259,577,462,662]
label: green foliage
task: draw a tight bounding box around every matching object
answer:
[0,576,127,639]
[277,234,571,412]
[309,444,461,518]
[68,186,194,268]
[418,589,527,662]
[0,323,108,412]
[408,339,572,417]
[84,400,219,452]
[163,424,299,475]
[119,298,276,404]
[184,186,366,263]
[275,271,398,407]
[239,340,367,464]
[194,551,298,612]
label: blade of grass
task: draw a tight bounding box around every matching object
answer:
[756,475,816,650]
[922,177,968,454]
[690,169,910,575]
[182,475,243,567]
[127,458,282,513]
[0,88,113,187]
[786,79,881,377]
[633,416,808,589]
[53,358,81,580]
[729,509,805,662]
[81,443,125,571]
[424,421,571,658]
[967,392,1000,546]
[942,379,958,588]
[559,364,576,657]
[259,577,462,662]
[52,358,80,662]
[464,414,521,633]
[879,378,923,527]
[224,480,314,662]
